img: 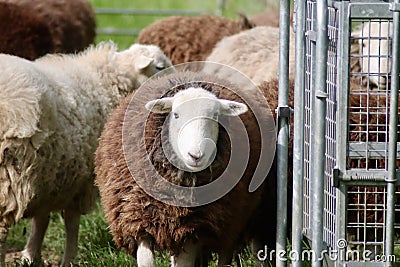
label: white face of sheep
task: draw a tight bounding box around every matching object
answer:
[120,43,174,85]
[356,21,392,87]
[146,87,248,172]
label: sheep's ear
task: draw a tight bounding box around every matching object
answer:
[219,99,248,116]
[136,55,154,70]
[145,98,173,113]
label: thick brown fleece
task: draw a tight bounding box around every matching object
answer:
[10,0,96,53]
[95,71,275,262]
[137,14,253,64]
[0,2,54,60]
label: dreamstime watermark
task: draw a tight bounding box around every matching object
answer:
[257,239,396,262]
[122,62,276,207]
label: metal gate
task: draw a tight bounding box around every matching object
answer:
[285,0,400,266]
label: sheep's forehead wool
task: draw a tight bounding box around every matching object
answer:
[130,43,171,66]
[171,87,218,109]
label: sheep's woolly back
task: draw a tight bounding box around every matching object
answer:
[206,26,295,85]
[8,0,96,53]
[137,14,253,64]
[95,71,275,257]
[0,42,166,227]
[0,2,54,60]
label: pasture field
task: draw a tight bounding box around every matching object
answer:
[5,1,279,266]
[89,0,278,49]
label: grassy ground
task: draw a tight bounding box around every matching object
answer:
[5,1,279,266]
[5,202,258,267]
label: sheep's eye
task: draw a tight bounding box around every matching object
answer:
[173,112,179,119]
[155,65,164,70]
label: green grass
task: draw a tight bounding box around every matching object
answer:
[6,202,260,266]
[6,203,137,266]
[89,0,279,49]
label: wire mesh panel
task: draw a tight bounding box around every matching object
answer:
[346,10,399,263]
[297,1,400,266]
[302,0,339,248]
[303,0,315,239]
[324,5,339,248]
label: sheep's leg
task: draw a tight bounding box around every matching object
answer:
[61,209,80,267]
[21,212,50,264]
[0,224,8,267]
[171,239,201,267]
[136,238,155,267]
[217,249,233,267]
[250,240,269,267]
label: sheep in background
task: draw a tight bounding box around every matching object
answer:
[95,70,276,267]
[6,0,96,53]
[351,21,392,88]
[205,26,295,85]
[0,42,173,267]
[0,2,54,60]
[250,9,294,27]
[136,14,254,64]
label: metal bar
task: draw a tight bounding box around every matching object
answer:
[216,0,225,16]
[349,2,393,19]
[96,28,141,36]
[340,170,394,182]
[348,142,400,158]
[335,2,351,265]
[95,8,204,16]
[291,0,307,265]
[311,1,329,266]
[385,2,400,266]
[276,0,291,265]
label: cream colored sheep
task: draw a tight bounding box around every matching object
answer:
[352,21,392,88]
[0,42,173,267]
[205,26,295,86]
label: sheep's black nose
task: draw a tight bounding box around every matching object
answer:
[188,152,202,162]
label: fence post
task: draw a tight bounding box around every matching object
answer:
[216,0,225,15]
[311,0,328,266]
[291,0,306,265]
[276,0,291,266]
[385,2,400,266]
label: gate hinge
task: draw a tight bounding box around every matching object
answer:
[333,168,341,187]
[276,105,293,118]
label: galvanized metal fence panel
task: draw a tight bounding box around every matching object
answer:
[291,0,400,266]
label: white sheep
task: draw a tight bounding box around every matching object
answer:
[0,42,173,267]
[352,21,392,88]
[205,26,295,85]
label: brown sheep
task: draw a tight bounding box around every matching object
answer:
[0,2,54,60]
[7,0,96,53]
[95,70,277,266]
[136,14,254,65]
